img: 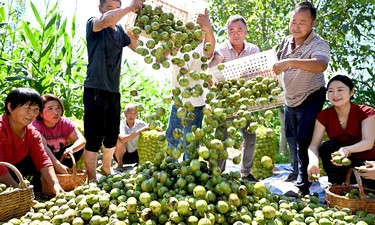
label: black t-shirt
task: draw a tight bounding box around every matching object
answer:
[85,17,131,93]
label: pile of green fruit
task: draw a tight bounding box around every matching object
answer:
[251,126,278,179]
[341,188,375,200]
[138,130,167,165]
[4,155,375,225]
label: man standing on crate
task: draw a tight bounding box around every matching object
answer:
[272,1,330,197]
[209,15,260,182]
[83,0,145,181]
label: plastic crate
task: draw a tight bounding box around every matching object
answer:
[247,92,285,113]
[211,49,278,82]
[123,0,208,31]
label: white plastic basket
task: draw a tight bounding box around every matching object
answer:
[247,92,285,113]
[211,49,278,82]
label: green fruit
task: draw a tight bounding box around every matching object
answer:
[333,156,342,164]
[132,26,141,34]
[233,155,241,164]
[80,207,93,221]
[261,156,273,169]
[217,63,225,70]
[342,158,352,166]
[204,42,212,51]
[262,205,276,219]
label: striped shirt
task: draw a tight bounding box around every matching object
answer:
[276,31,330,107]
[216,40,260,62]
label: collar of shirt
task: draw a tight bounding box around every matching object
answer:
[125,120,139,130]
[225,40,253,57]
[287,30,316,50]
[327,103,360,138]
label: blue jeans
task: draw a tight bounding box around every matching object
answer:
[284,87,326,194]
[166,104,204,161]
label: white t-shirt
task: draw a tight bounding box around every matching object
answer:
[171,41,209,107]
[119,119,147,153]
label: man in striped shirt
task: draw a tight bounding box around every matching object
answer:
[210,15,260,182]
[273,1,330,197]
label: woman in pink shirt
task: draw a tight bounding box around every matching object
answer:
[33,94,86,169]
[0,88,64,194]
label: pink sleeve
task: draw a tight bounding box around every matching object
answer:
[60,118,76,137]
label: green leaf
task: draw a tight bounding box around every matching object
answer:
[21,20,40,52]
[40,36,56,58]
[30,1,43,28]
[45,14,58,31]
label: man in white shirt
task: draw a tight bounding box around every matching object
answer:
[166,9,215,161]
[114,104,149,169]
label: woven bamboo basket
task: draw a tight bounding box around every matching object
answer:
[0,162,34,222]
[325,168,375,213]
[42,152,87,195]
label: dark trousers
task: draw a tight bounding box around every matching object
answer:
[114,150,139,165]
[319,140,375,188]
[284,87,326,194]
[11,156,41,191]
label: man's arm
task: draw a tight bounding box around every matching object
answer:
[273,56,329,75]
[93,0,144,32]
[197,9,215,58]
[209,52,224,67]
[118,126,149,144]
[127,30,139,52]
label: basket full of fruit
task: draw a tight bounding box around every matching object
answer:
[325,168,375,213]
[41,152,87,195]
[0,162,35,222]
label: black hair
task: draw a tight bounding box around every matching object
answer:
[100,0,121,6]
[4,88,42,115]
[294,1,317,20]
[327,75,355,100]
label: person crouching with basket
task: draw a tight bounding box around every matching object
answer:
[0,88,64,195]
[33,94,86,170]
[307,75,375,188]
